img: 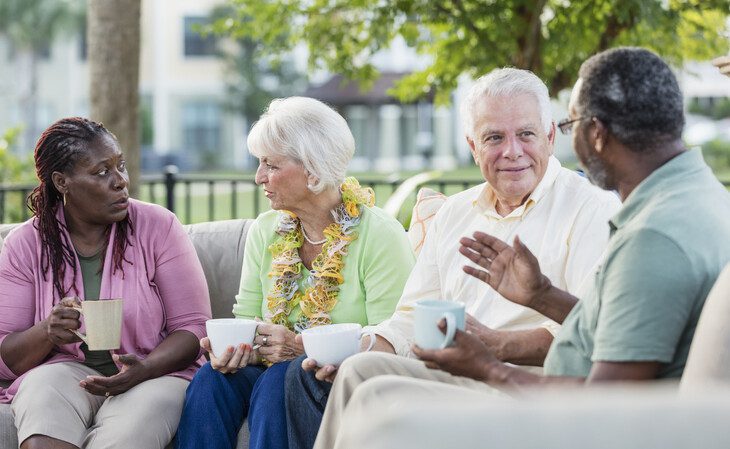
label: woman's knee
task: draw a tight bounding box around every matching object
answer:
[188,362,219,385]
[250,362,291,418]
[185,362,232,397]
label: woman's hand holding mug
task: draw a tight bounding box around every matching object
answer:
[202,336,256,374]
[45,296,83,346]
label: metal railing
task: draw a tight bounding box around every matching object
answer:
[0,166,484,224]
[5,166,730,225]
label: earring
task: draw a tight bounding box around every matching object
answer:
[63,193,67,206]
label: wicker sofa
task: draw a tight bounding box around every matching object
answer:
[0,219,254,449]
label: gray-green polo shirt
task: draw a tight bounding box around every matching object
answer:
[544,149,730,379]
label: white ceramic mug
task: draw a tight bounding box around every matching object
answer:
[71,299,123,351]
[414,300,465,349]
[205,318,258,358]
[302,323,376,366]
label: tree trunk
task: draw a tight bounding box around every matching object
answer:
[87,0,141,198]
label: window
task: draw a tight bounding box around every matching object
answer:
[183,17,217,57]
[182,101,221,167]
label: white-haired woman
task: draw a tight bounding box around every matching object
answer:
[174,97,415,449]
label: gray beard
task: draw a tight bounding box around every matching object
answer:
[582,152,612,191]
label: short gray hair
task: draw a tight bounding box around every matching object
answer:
[460,68,552,139]
[247,97,355,193]
[576,47,684,152]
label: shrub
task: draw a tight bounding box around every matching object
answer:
[0,126,36,223]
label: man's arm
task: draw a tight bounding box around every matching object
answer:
[414,326,662,390]
[467,315,552,366]
[460,232,578,324]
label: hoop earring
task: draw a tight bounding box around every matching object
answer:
[63,193,67,206]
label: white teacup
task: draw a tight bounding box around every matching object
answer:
[302,323,376,366]
[206,318,258,358]
[70,299,123,351]
[414,300,465,350]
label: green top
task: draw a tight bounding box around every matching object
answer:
[545,150,730,379]
[77,250,119,377]
[233,206,415,328]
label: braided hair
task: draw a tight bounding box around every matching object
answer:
[26,117,134,299]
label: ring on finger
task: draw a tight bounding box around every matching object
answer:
[262,336,269,346]
[105,391,111,397]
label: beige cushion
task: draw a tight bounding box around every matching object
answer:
[408,187,447,256]
[0,224,17,245]
[183,219,252,320]
[680,262,730,390]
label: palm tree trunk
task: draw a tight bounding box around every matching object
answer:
[87,0,141,198]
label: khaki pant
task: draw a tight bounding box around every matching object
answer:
[313,351,506,449]
[12,362,188,449]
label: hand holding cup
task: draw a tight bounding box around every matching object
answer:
[205,318,259,373]
[301,323,376,382]
[45,296,83,346]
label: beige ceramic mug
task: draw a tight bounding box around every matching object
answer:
[71,299,123,350]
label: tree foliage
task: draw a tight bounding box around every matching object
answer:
[0,0,83,52]
[0,126,36,223]
[0,127,34,184]
[207,5,307,122]
[0,0,84,150]
[218,0,730,102]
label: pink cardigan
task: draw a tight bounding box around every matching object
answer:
[0,199,211,403]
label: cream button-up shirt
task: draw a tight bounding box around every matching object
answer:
[372,156,622,358]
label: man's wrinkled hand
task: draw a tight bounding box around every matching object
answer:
[459,232,550,309]
[413,319,499,381]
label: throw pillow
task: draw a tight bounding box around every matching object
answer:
[408,187,447,256]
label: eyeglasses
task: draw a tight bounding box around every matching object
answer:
[557,116,589,135]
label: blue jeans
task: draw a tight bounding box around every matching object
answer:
[285,355,332,449]
[175,361,291,449]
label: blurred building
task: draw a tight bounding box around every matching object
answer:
[0,0,459,173]
[0,1,727,172]
[0,0,245,172]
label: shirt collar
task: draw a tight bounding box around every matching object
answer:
[474,155,562,219]
[609,149,705,231]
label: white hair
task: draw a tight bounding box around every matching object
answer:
[460,68,552,139]
[247,97,355,194]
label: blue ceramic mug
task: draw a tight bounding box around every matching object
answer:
[414,300,465,349]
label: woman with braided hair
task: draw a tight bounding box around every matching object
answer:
[0,117,211,449]
[175,97,415,449]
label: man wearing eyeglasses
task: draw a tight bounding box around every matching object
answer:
[308,47,730,449]
[286,67,621,449]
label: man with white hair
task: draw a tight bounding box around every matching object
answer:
[284,68,621,449]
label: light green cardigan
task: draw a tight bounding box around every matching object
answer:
[233,206,415,327]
